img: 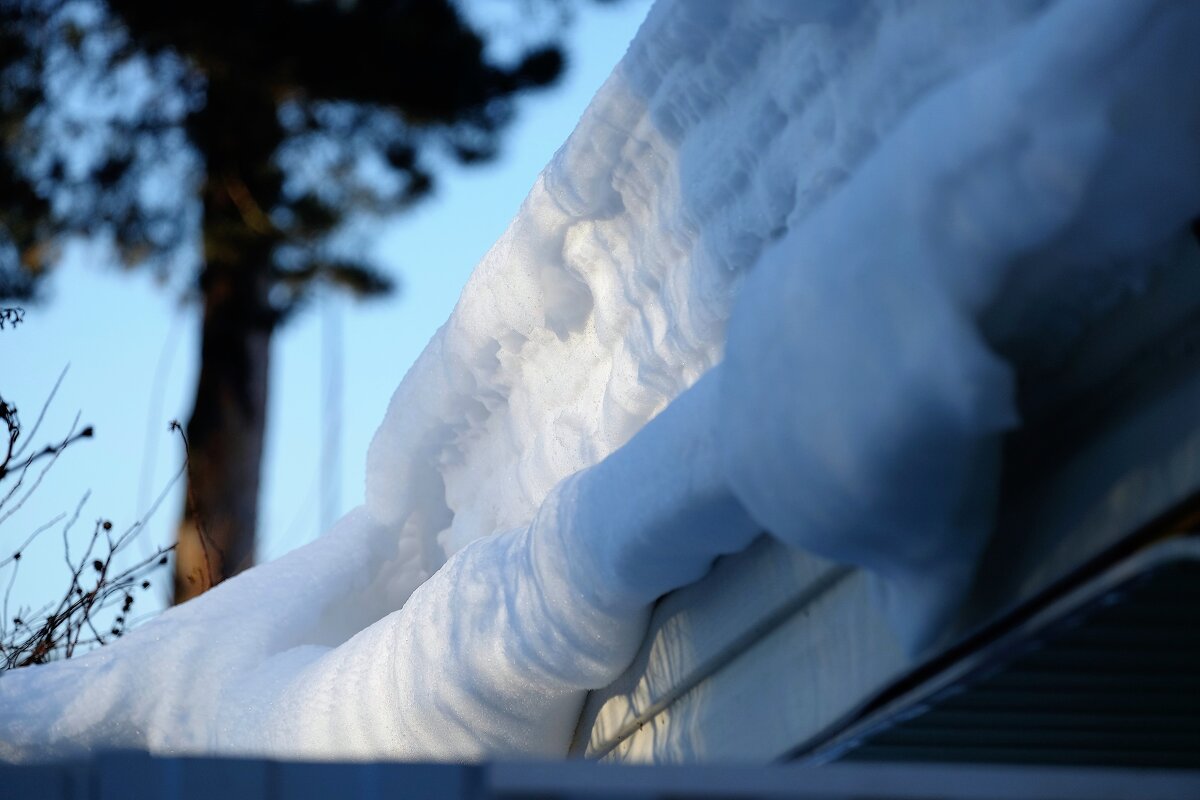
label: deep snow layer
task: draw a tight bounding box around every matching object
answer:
[3,0,1200,763]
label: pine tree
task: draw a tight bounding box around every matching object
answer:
[0,0,578,601]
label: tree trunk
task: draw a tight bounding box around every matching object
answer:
[174,74,282,604]
[174,269,273,602]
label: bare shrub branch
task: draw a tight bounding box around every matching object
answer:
[0,359,186,670]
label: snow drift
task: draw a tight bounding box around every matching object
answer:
[3,0,1200,763]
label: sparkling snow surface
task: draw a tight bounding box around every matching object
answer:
[4,0,1200,763]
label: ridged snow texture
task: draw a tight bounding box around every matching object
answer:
[3,0,1199,763]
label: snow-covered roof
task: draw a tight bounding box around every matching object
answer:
[4,0,1200,765]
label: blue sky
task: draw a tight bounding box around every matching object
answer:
[0,0,652,623]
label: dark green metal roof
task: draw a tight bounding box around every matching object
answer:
[811,540,1200,769]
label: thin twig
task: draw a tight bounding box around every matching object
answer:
[0,412,91,524]
[0,511,66,570]
[1,556,17,642]
[12,364,69,460]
